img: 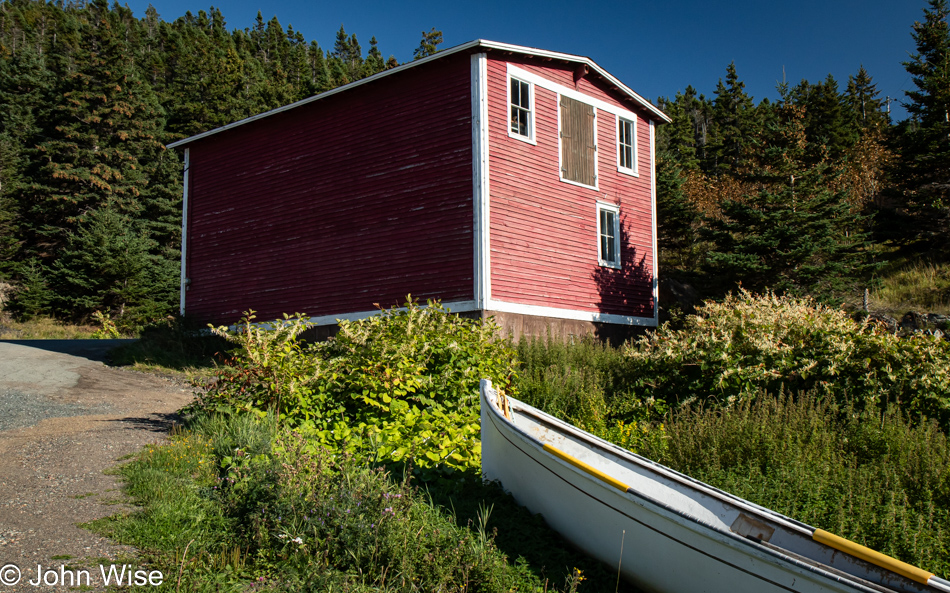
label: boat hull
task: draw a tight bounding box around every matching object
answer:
[479,380,937,593]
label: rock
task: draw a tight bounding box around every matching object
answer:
[868,313,898,333]
[900,311,928,331]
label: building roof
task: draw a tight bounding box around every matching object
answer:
[167,39,671,149]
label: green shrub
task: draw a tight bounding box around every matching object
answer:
[321,299,515,477]
[192,300,517,477]
[624,290,950,425]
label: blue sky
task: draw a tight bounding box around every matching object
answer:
[123,0,928,121]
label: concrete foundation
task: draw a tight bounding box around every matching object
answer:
[300,309,651,346]
[482,310,650,346]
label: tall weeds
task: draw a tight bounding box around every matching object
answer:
[638,393,950,576]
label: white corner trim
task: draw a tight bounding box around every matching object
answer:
[179,148,190,317]
[472,53,491,309]
[486,299,657,327]
[305,300,481,326]
[650,120,659,324]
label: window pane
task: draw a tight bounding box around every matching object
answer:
[520,81,530,108]
[600,209,618,264]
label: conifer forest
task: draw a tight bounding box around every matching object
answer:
[0,0,948,329]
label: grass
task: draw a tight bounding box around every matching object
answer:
[639,393,950,578]
[870,258,950,315]
[0,314,106,339]
[91,413,638,592]
[107,317,233,379]
[513,333,950,580]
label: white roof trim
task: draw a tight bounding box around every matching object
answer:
[167,39,669,149]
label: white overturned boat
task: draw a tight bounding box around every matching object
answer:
[480,379,950,593]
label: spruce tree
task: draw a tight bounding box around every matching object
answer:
[706,62,755,176]
[49,204,167,321]
[656,153,701,270]
[362,36,385,78]
[703,98,873,299]
[0,45,53,275]
[307,41,332,93]
[898,0,950,235]
[14,1,178,319]
[413,28,443,60]
[846,66,887,131]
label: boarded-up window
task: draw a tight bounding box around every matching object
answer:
[560,96,596,186]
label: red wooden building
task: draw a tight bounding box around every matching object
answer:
[168,40,670,339]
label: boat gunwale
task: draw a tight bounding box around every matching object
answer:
[496,390,814,536]
[480,384,930,593]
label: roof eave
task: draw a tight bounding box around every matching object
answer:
[167,39,669,150]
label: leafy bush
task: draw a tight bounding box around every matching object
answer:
[624,290,950,425]
[193,300,517,476]
[321,300,515,476]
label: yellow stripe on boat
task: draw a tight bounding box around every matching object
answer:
[543,443,630,492]
[812,529,934,585]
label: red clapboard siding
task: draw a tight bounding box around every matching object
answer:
[184,53,475,325]
[487,56,655,318]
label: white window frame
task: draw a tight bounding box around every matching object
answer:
[597,201,621,269]
[617,115,638,176]
[507,75,536,144]
[557,93,599,190]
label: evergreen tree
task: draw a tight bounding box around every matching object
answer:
[307,41,332,93]
[898,0,950,231]
[49,204,170,321]
[656,153,701,270]
[657,90,701,170]
[7,258,54,319]
[0,44,53,274]
[703,98,873,298]
[846,66,887,131]
[331,25,362,80]
[361,36,385,78]
[413,28,443,60]
[706,62,755,175]
[794,75,856,163]
[16,1,167,273]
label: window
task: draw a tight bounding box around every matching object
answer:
[560,95,597,187]
[597,203,620,268]
[618,117,637,175]
[509,77,533,141]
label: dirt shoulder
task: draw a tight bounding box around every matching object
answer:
[0,340,194,591]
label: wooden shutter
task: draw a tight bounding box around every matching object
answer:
[560,96,596,186]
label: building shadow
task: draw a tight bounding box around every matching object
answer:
[591,221,654,345]
[0,339,136,363]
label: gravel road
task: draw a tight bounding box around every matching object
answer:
[0,340,195,592]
